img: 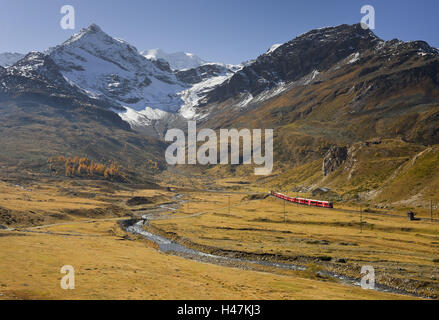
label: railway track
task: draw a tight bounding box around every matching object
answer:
[270,192,439,223]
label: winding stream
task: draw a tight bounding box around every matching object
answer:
[125,194,425,299]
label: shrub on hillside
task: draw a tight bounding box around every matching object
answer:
[47,156,127,182]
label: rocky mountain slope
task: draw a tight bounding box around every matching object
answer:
[203,24,381,106]
[200,24,439,145]
[195,24,439,208]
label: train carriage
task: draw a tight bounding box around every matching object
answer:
[270,191,333,209]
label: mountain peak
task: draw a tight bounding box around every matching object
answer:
[295,23,380,44]
[87,23,103,33]
[74,23,105,39]
[61,23,110,46]
[49,23,142,61]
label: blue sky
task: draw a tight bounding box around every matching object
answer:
[0,0,438,64]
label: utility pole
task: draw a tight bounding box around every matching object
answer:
[431,200,433,222]
[284,199,286,223]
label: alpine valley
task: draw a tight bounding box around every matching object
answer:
[1,22,439,300]
[1,22,437,207]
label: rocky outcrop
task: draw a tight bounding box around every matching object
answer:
[323,146,348,176]
[176,63,237,85]
[151,58,172,73]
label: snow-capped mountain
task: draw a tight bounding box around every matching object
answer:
[0,52,25,67]
[1,22,438,149]
[142,48,207,70]
[41,24,239,129]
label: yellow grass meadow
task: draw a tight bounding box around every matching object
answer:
[0,178,436,299]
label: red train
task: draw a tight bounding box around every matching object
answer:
[270,191,333,208]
